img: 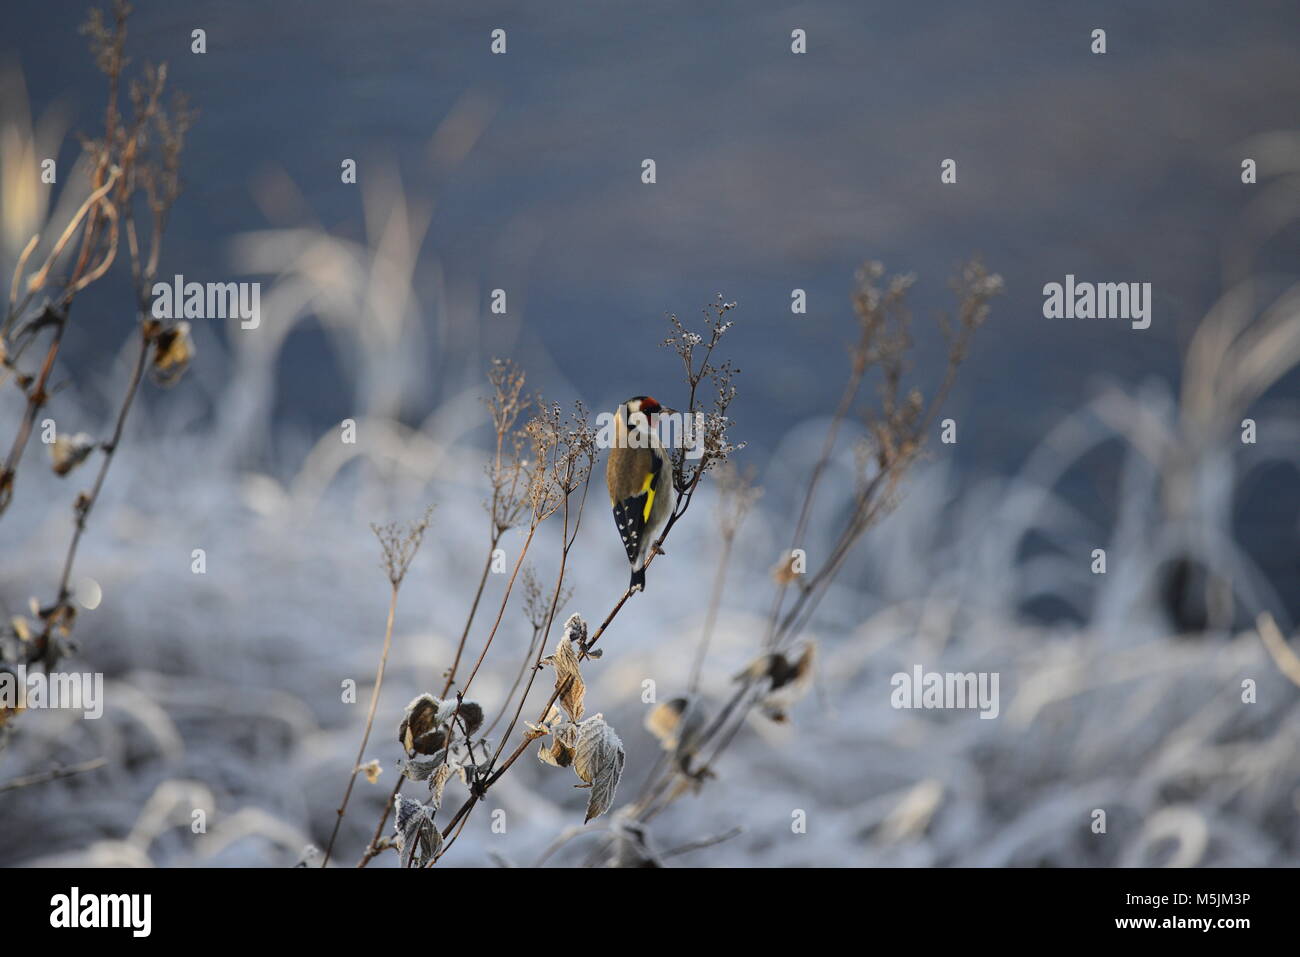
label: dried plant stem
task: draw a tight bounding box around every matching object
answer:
[619,264,998,849]
[0,756,106,793]
[687,532,735,693]
[13,167,121,321]
[480,622,543,742]
[763,332,868,647]
[323,581,399,867]
[358,533,502,867]
[0,151,124,517]
[357,776,403,868]
[433,479,694,858]
[33,329,151,665]
[0,319,67,508]
[457,524,538,697]
[440,533,500,697]
[485,473,590,767]
[534,822,608,866]
[660,825,743,859]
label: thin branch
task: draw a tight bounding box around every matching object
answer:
[323,580,400,867]
[0,756,107,793]
[660,825,743,860]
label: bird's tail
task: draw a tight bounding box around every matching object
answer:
[629,566,646,593]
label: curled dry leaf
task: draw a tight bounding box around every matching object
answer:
[399,693,447,756]
[537,706,580,768]
[538,736,574,768]
[574,714,625,823]
[358,759,382,784]
[544,631,586,722]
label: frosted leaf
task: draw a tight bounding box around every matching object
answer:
[293,844,321,868]
[574,714,625,823]
[429,763,453,810]
[562,612,588,646]
[393,795,441,868]
[456,700,485,736]
[399,751,448,781]
[553,718,579,750]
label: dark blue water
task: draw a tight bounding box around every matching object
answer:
[8,0,1300,611]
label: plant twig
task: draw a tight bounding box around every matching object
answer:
[0,756,107,793]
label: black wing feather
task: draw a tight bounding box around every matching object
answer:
[611,450,665,565]
[611,494,647,564]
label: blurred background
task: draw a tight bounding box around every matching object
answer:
[0,0,1298,866]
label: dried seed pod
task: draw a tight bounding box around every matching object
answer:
[50,432,96,476]
[398,693,447,756]
[644,695,705,758]
[456,700,484,737]
[151,321,194,387]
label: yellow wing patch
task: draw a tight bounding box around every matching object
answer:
[640,471,655,523]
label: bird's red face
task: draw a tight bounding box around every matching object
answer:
[623,396,662,422]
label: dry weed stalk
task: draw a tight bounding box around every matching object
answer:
[355,304,742,866]
[0,1,194,676]
[440,359,532,695]
[357,362,534,863]
[767,259,1000,649]
[617,260,1000,855]
[358,263,990,866]
[687,462,760,693]
[357,370,600,866]
[322,506,433,867]
[421,402,598,862]
[412,304,743,863]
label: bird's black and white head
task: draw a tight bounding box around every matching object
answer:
[620,395,662,434]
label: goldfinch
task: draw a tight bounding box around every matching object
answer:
[606,396,675,593]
